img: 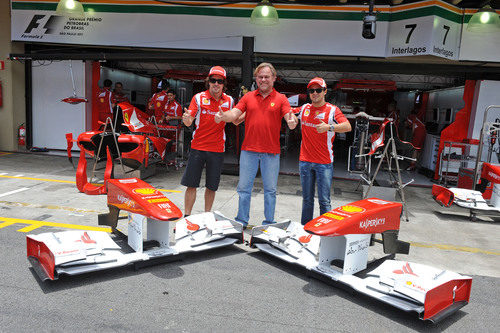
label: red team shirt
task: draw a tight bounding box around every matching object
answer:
[163,100,182,119]
[235,89,290,154]
[114,92,129,104]
[407,114,426,149]
[148,91,169,119]
[96,88,116,123]
[298,103,348,164]
[188,90,234,153]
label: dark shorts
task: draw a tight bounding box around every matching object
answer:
[181,148,224,191]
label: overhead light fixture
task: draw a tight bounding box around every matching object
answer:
[56,0,85,18]
[466,5,500,33]
[250,0,279,26]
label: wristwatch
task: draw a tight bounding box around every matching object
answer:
[329,124,335,132]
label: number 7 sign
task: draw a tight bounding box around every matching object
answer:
[387,13,460,60]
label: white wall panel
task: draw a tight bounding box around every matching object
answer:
[32,60,86,150]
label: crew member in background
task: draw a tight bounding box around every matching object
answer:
[181,66,234,217]
[96,79,116,125]
[148,79,170,119]
[405,109,427,171]
[214,62,297,228]
[113,82,129,104]
[294,77,351,225]
[387,101,400,126]
[161,90,182,125]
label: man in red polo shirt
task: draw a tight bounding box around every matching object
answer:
[96,79,116,126]
[181,66,234,216]
[294,77,351,225]
[215,62,297,227]
[113,82,130,104]
[148,79,170,120]
[405,109,427,171]
[161,90,182,125]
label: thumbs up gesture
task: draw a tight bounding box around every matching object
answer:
[315,119,330,133]
[286,109,298,129]
[214,106,224,124]
[182,107,193,127]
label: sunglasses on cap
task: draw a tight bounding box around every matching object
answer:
[308,88,325,94]
[209,78,224,84]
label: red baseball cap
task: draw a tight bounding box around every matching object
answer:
[209,66,227,79]
[307,77,327,89]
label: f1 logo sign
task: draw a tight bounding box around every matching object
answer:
[24,15,63,35]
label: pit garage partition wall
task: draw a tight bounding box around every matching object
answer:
[32,60,87,150]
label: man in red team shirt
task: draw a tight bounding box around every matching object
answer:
[161,90,182,125]
[215,62,297,227]
[113,82,129,104]
[405,109,427,171]
[96,79,116,125]
[181,66,234,216]
[148,79,170,120]
[293,77,351,225]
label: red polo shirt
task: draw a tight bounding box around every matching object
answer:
[96,88,116,123]
[298,103,348,164]
[235,89,290,154]
[164,100,182,118]
[188,90,234,153]
[148,91,169,119]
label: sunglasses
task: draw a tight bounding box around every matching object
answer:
[209,78,224,84]
[308,88,325,94]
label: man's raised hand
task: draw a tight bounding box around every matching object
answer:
[214,106,224,124]
[315,119,330,133]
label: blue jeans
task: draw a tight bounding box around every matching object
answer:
[236,150,280,226]
[299,161,333,225]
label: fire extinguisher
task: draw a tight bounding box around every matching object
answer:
[18,123,26,146]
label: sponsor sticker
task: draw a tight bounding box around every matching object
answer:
[100,98,104,103]
[202,98,210,105]
[366,198,390,205]
[339,205,365,213]
[133,188,159,195]
[156,102,161,107]
[148,198,168,203]
[331,210,351,218]
[359,217,385,229]
[324,212,344,220]
[118,179,137,183]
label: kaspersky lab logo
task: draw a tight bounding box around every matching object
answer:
[22,15,65,39]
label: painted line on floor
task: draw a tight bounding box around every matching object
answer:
[0,200,104,214]
[0,172,8,175]
[0,152,13,157]
[0,216,111,233]
[0,174,182,193]
[0,187,30,198]
[409,241,500,256]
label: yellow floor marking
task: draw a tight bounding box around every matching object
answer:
[0,200,104,214]
[0,221,17,229]
[410,241,500,256]
[0,175,181,193]
[17,223,44,233]
[0,152,13,157]
[0,216,111,233]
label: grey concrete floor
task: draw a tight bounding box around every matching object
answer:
[0,151,499,331]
